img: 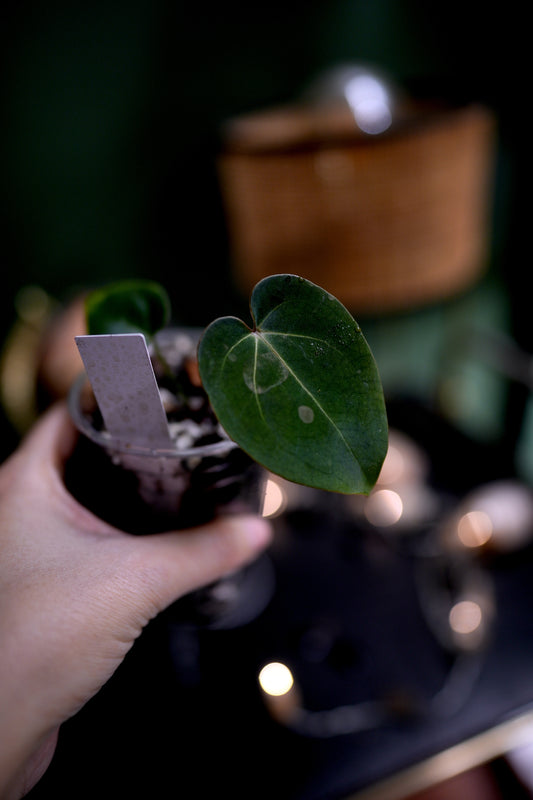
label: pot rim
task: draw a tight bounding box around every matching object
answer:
[68,371,239,460]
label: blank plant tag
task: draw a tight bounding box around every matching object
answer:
[75,333,172,448]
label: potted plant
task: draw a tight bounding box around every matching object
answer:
[68,273,388,627]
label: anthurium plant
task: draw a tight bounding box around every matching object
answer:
[83,274,388,495]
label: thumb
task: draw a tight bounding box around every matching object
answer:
[119,514,273,614]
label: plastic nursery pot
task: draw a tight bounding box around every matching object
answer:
[68,372,265,529]
[66,330,273,628]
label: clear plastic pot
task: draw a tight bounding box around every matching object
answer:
[67,370,273,629]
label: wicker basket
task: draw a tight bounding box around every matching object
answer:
[218,103,496,314]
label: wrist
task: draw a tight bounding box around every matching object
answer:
[0,712,58,799]
[0,641,57,798]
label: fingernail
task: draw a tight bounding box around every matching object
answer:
[240,515,273,550]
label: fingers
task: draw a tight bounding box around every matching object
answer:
[0,403,75,500]
[0,404,125,540]
[16,401,78,471]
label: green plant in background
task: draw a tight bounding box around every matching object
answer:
[84,274,388,495]
[85,279,171,337]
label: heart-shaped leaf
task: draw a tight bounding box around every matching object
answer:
[198,274,388,494]
[85,280,171,337]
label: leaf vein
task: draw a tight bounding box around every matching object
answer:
[260,330,351,359]
[258,332,356,459]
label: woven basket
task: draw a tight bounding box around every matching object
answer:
[218,103,496,314]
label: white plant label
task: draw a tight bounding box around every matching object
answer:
[75,333,172,448]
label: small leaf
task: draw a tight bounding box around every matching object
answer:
[198,274,388,494]
[85,280,171,337]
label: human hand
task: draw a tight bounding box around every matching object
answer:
[0,403,271,799]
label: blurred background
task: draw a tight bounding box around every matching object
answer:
[2,3,533,798]
[0,0,528,460]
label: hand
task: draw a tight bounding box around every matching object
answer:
[0,404,271,799]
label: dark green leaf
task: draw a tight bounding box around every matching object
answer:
[198,274,388,494]
[85,280,171,337]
